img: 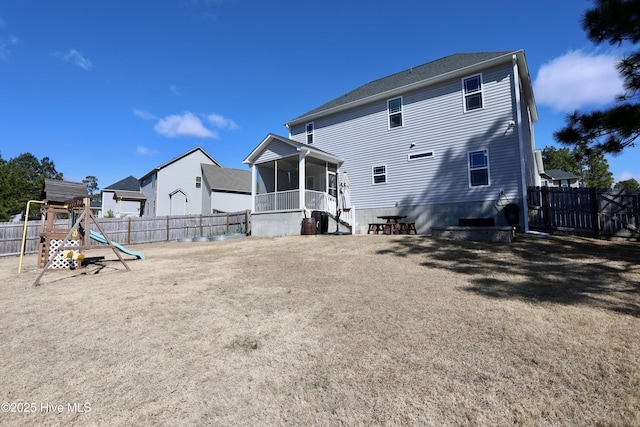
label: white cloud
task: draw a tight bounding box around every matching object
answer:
[136,110,237,138]
[133,109,157,121]
[533,50,624,112]
[154,112,217,138]
[0,35,20,61]
[187,0,228,19]
[170,85,181,96]
[53,49,93,70]
[207,113,239,130]
[615,171,640,183]
[136,146,158,155]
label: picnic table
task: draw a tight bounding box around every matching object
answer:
[368,215,416,234]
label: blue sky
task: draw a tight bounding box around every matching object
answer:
[1,0,638,190]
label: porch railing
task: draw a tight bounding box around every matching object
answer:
[255,190,299,212]
[306,190,337,216]
[254,190,337,215]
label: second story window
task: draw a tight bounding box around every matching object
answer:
[196,176,202,188]
[463,74,483,112]
[388,97,403,128]
[306,122,314,144]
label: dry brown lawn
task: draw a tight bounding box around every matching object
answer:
[1,233,639,426]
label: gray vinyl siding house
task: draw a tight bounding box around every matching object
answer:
[244,51,540,236]
[140,147,251,217]
[140,147,221,217]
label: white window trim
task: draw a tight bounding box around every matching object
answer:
[408,150,434,161]
[372,164,387,185]
[306,122,314,144]
[387,96,403,129]
[468,149,490,187]
[462,73,484,113]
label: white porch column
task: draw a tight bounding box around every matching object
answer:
[299,152,306,211]
[250,164,256,212]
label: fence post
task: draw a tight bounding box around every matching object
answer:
[593,187,601,237]
[127,217,131,245]
[245,209,251,235]
[166,216,170,241]
[542,186,550,233]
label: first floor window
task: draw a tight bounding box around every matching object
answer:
[388,97,403,128]
[306,122,314,144]
[468,150,489,187]
[372,165,387,184]
[196,176,202,188]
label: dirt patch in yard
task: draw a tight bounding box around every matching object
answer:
[1,234,639,426]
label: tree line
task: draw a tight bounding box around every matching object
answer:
[0,152,99,222]
[542,146,639,189]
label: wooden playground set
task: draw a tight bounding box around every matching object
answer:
[19,179,144,286]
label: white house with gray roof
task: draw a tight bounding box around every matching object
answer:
[140,147,251,217]
[101,175,146,218]
[201,164,252,213]
[540,169,582,188]
[244,50,541,236]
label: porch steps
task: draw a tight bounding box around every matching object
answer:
[326,211,353,234]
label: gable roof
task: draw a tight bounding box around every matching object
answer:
[287,50,537,126]
[243,133,344,165]
[104,175,140,191]
[139,146,221,181]
[201,164,251,194]
[542,169,581,180]
[41,179,88,204]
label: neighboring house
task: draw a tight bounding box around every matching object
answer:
[101,176,146,218]
[201,164,252,213]
[140,147,251,217]
[90,199,102,218]
[540,169,582,188]
[244,50,541,236]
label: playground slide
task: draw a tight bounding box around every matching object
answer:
[89,230,145,260]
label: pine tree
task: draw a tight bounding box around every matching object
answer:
[614,178,640,188]
[542,145,614,187]
[554,0,640,154]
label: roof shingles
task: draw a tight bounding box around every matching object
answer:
[289,51,518,124]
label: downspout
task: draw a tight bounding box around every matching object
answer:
[512,54,530,233]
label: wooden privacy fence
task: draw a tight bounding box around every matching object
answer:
[527,186,640,238]
[0,211,251,257]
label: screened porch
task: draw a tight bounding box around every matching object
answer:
[254,155,338,215]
